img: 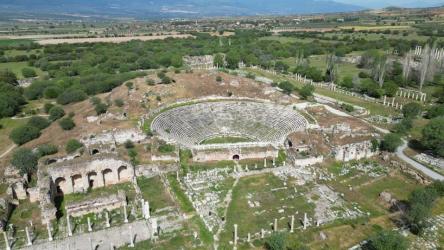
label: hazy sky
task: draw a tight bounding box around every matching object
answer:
[335,0,443,8]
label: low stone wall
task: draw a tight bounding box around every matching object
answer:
[294,156,324,167]
[192,146,278,162]
[66,190,126,217]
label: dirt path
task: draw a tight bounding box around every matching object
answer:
[213,174,240,250]
[0,144,16,158]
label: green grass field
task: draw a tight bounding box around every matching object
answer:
[0,39,34,47]
[0,61,44,79]
[138,176,175,213]
[219,173,314,248]
[0,117,29,153]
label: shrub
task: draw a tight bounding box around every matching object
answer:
[94,102,108,115]
[11,148,38,175]
[125,81,134,90]
[56,89,87,105]
[341,103,355,112]
[124,140,135,149]
[36,144,58,158]
[89,97,101,106]
[9,125,41,145]
[27,116,51,130]
[48,106,65,121]
[298,84,315,100]
[21,67,37,78]
[278,81,295,95]
[216,76,223,82]
[265,232,286,250]
[59,117,75,130]
[146,78,155,85]
[43,103,54,113]
[363,230,409,250]
[158,144,175,153]
[114,99,124,107]
[66,139,84,153]
[402,102,422,118]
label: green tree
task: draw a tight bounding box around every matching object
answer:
[43,86,62,99]
[59,117,76,130]
[265,232,286,250]
[380,133,402,152]
[9,125,41,145]
[402,103,422,118]
[11,148,38,175]
[0,69,18,85]
[363,230,409,250]
[213,53,224,68]
[66,139,84,153]
[226,50,240,69]
[422,117,444,157]
[425,104,444,119]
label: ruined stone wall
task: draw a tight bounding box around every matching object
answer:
[40,154,134,196]
[192,146,279,162]
[66,190,126,217]
[333,140,376,162]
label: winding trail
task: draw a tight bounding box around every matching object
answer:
[0,144,16,158]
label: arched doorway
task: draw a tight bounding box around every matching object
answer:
[102,169,113,186]
[232,154,240,161]
[91,149,99,155]
[71,174,83,193]
[88,172,98,189]
[54,177,67,196]
[117,166,130,182]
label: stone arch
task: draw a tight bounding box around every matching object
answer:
[71,174,84,193]
[102,169,114,186]
[87,171,98,189]
[117,166,131,182]
[54,177,67,195]
[232,154,240,161]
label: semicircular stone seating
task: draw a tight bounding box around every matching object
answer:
[151,101,307,148]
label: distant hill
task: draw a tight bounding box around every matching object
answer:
[0,0,364,20]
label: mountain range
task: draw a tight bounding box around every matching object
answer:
[0,0,443,20]
[0,0,364,19]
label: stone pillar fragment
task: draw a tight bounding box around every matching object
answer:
[26,226,32,246]
[290,215,295,233]
[123,204,129,223]
[47,223,53,241]
[88,217,92,232]
[105,211,111,228]
[3,232,10,250]
[67,214,73,236]
[233,224,238,246]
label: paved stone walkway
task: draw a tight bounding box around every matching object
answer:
[21,220,152,250]
[396,140,444,181]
